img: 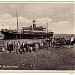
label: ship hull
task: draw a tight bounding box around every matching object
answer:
[1,31,53,39]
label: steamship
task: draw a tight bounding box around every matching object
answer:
[1,13,53,39]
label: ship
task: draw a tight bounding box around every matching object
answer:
[1,12,54,39]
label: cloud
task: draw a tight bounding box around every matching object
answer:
[0,15,52,29]
[0,13,74,34]
[18,17,32,27]
[58,21,69,24]
[0,14,12,20]
[36,17,52,24]
[0,14,32,29]
[49,21,74,34]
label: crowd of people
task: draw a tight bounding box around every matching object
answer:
[1,36,75,54]
[4,40,48,54]
[52,36,75,46]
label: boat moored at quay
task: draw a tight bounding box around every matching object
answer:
[1,11,53,39]
[1,20,54,39]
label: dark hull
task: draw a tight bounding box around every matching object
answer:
[1,31,53,39]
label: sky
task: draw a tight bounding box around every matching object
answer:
[0,2,74,34]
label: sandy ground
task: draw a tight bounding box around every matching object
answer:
[0,45,75,70]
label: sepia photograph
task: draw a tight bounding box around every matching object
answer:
[0,1,74,71]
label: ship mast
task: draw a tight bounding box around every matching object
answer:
[47,22,48,33]
[16,11,18,32]
[46,21,48,39]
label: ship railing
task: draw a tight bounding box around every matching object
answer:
[1,29,18,33]
[47,32,54,34]
[1,29,9,32]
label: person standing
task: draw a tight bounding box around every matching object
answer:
[11,42,13,51]
[24,42,29,53]
[7,42,13,53]
[16,41,20,54]
[13,42,16,51]
[8,42,11,53]
[49,36,53,47]
[70,36,74,46]
[20,42,27,54]
[45,41,48,50]
[32,42,36,51]
[23,42,26,53]
[7,42,9,51]
[2,42,6,52]
[35,43,39,51]
[40,42,44,49]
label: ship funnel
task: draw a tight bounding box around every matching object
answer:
[33,20,36,28]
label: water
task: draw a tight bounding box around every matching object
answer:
[54,34,75,39]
